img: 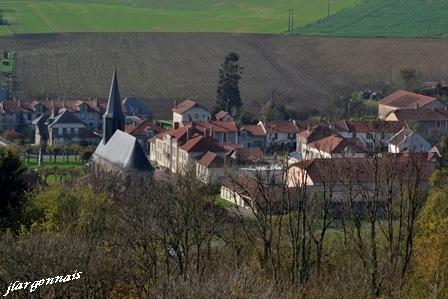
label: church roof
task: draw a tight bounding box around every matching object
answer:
[93,130,153,172]
[104,70,125,120]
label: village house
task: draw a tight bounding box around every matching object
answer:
[220,177,291,213]
[285,157,434,216]
[149,123,226,175]
[388,127,431,154]
[125,120,165,152]
[226,147,264,166]
[181,120,239,144]
[261,120,301,151]
[122,96,153,119]
[214,110,233,122]
[301,134,366,159]
[384,108,448,138]
[378,90,446,120]
[196,151,225,184]
[34,109,100,146]
[296,125,336,154]
[172,99,211,123]
[330,120,404,152]
[0,100,46,133]
[239,124,266,149]
[418,81,448,97]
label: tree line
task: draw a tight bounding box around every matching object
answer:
[0,146,446,297]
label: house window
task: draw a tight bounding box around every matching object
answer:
[194,113,198,119]
[58,127,63,136]
[74,127,79,134]
[223,133,227,142]
[437,121,441,128]
[241,132,246,139]
[67,128,72,134]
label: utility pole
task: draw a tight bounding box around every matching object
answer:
[287,9,295,33]
[291,9,295,32]
[327,0,330,18]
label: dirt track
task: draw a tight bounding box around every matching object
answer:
[1,33,448,117]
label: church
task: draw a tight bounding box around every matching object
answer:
[92,70,154,174]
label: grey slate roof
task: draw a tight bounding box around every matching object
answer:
[104,70,125,120]
[123,96,152,117]
[33,113,50,136]
[388,127,414,146]
[93,130,153,172]
[48,110,85,126]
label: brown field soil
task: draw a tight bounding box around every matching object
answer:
[1,33,448,118]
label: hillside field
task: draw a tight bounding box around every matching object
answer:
[298,0,448,38]
[0,0,358,35]
[2,33,448,118]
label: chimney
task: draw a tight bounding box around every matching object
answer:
[173,122,179,129]
[51,99,55,108]
[52,107,58,117]
[173,100,178,109]
[187,123,196,140]
[209,123,214,138]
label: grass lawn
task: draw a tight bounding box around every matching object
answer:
[24,155,84,168]
[213,195,237,209]
[23,155,85,184]
[0,0,357,35]
[297,0,448,38]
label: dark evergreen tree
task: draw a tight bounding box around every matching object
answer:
[216,52,243,113]
[0,149,27,229]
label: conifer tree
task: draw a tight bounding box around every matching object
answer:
[216,52,243,113]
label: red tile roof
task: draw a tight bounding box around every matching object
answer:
[387,109,448,122]
[231,147,263,163]
[197,151,225,168]
[308,135,365,155]
[379,90,437,109]
[263,121,299,134]
[190,120,238,133]
[178,134,225,153]
[241,124,266,136]
[290,156,434,185]
[172,99,208,114]
[125,120,165,136]
[331,120,405,134]
[153,124,193,142]
[215,110,230,121]
[298,125,337,143]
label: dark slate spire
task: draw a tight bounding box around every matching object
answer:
[103,69,125,144]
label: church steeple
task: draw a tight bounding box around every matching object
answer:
[103,69,125,144]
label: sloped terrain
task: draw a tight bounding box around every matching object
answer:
[1,33,448,117]
[298,0,448,38]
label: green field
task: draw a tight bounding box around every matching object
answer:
[0,0,358,35]
[298,0,448,38]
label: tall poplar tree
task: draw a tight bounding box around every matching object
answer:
[216,52,243,113]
